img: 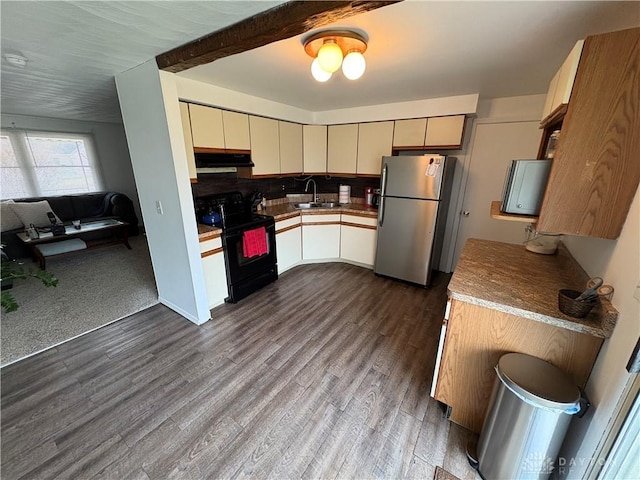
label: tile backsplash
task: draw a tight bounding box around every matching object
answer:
[191,173,380,200]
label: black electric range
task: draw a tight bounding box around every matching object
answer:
[195,192,277,303]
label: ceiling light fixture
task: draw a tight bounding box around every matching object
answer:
[3,53,28,68]
[304,30,367,82]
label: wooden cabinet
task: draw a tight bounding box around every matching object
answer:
[393,118,427,149]
[537,27,640,239]
[279,121,303,175]
[222,110,250,150]
[276,215,302,273]
[340,214,377,266]
[200,237,228,308]
[301,213,341,260]
[327,124,359,175]
[425,115,465,149]
[356,121,393,176]
[189,104,225,149]
[178,102,197,181]
[432,298,603,433]
[303,125,327,174]
[249,116,280,176]
[541,40,584,122]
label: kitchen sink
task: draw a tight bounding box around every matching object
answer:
[293,202,342,209]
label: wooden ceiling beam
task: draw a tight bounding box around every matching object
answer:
[156,1,401,73]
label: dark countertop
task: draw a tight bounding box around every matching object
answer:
[448,238,617,338]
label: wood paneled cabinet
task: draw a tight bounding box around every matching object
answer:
[188,103,250,152]
[356,121,394,176]
[536,27,640,239]
[249,116,280,176]
[431,298,603,433]
[303,125,327,174]
[392,118,427,149]
[541,40,584,122]
[340,214,377,266]
[178,102,197,181]
[189,104,225,149]
[392,115,465,150]
[279,121,303,175]
[425,115,465,149]
[327,124,359,175]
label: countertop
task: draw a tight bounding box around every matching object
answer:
[448,238,617,338]
[198,203,378,241]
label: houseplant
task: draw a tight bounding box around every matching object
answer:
[1,247,58,313]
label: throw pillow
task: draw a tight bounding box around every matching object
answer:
[10,201,62,228]
[1,200,24,232]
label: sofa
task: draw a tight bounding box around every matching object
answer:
[1,192,139,259]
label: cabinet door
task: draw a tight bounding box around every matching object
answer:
[340,222,377,266]
[537,28,640,239]
[425,115,465,149]
[327,124,358,175]
[393,118,427,148]
[179,102,197,181]
[302,215,341,260]
[202,251,228,308]
[279,121,303,175]
[303,125,327,174]
[249,115,280,175]
[276,226,302,273]
[189,104,225,149]
[356,121,394,176]
[541,70,561,121]
[552,41,584,112]
[222,110,250,150]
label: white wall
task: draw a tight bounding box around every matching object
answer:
[558,187,640,479]
[176,75,478,125]
[116,60,210,325]
[0,113,142,222]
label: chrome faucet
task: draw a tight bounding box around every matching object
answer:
[305,178,318,203]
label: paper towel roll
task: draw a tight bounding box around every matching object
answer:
[339,184,351,204]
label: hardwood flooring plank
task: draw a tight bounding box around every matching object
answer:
[0,264,472,480]
[414,399,451,467]
[443,422,481,480]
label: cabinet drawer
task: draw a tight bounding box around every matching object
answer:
[301,213,341,224]
[341,214,377,227]
[199,237,222,254]
[276,216,301,232]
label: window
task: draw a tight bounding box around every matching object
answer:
[1,129,103,200]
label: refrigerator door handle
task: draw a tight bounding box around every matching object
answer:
[379,163,388,227]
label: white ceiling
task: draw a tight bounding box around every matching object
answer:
[1,1,639,124]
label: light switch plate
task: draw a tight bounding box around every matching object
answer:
[155,200,163,215]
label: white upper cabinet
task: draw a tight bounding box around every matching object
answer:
[327,124,359,175]
[249,115,280,176]
[179,102,197,180]
[541,40,584,121]
[189,104,225,149]
[279,121,303,175]
[356,121,394,175]
[222,110,250,150]
[393,118,427,148]
[303,125,327,174]
[425,115,465,149]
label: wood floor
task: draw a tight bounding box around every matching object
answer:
[1,263,479,480]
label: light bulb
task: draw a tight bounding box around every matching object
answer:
[342,51,366,80]
[316,41,343,73]
[311,58,332,82]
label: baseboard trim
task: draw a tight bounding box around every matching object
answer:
[159,297,210,325]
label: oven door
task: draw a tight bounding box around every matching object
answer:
[222,221,278,302]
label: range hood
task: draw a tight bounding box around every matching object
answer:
[195,152,254,173]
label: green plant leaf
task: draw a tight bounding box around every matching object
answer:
[1,291,19,313]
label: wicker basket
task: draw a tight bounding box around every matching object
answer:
[558,289,597,318]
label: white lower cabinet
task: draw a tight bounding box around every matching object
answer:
[200,237,228,308]
[276,216,302,274]
[301,214,341,260]
[340,214,377,267]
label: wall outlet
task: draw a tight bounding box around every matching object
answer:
[155,200,163,215]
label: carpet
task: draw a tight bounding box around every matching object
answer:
[1,235,158,366]
[435,466,462,480]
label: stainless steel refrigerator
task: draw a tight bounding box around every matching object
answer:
[374,155,455,286]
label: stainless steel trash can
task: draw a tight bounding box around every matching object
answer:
[477,353,582,480]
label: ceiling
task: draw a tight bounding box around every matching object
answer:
[2,1,639,125]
